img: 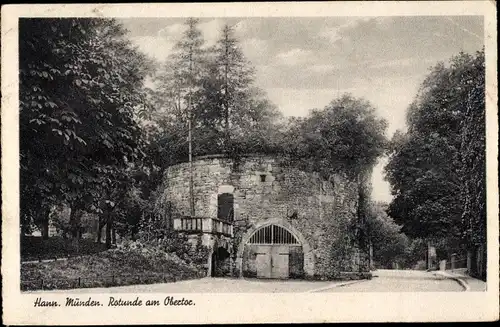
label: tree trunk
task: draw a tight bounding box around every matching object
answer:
[39,206,51,240]
[187,47,195,217]
[41,217,49,240]
[224,28,230,151]
[97,220,105,243]
[68,208,83,253]
[356,172,368,250]
[480,244,487,281]
[69,207,78,238]
[112,226,116,244]
[369,242,374,270]
[105,212,113,249]
[97,227,101,244]
[76,223,82,240]
[427,240,433,270]
[466,249,473,275]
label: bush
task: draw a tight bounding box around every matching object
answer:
[21,247,205,291]
[133,225,211,271]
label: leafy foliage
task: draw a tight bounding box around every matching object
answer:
[366,202,410,268]
[385,50,485,250]
[19,18,153,240]
[135,217,210,268]
[21,236,106,261]
[281,94,388,179]
[458,51,486,247]
[147,18,207,165]
[21,247,204,291]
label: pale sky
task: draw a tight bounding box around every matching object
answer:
[119,16,484,203]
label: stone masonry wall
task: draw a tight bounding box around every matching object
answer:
[162,154,365,278]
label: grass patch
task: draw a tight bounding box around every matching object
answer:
[21,248,205,291]
[21,236,106,261]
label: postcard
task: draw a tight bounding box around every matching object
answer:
[2,1,498,324]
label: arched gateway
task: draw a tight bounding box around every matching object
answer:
[247,224,301,279]
[240,223,306,279]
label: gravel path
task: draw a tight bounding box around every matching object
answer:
[27,277,342,293]
[26,269,465,293]
[320,269,463,292]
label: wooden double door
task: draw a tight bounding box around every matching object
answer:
[255,245,290,279]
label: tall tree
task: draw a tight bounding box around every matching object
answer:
[172,18,205,216]
[366,202,410,268]
[152,20,282,162]
[282,94,388,179]
[209,24,255,151]
[150,18,207,216]
[385,50,485,259]
[19,18,151,242]
[458,50,486,278]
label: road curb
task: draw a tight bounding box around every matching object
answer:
[433,271,470,291]
[454,277,470,291]
[306,279,369,293]
[21,257,69,265]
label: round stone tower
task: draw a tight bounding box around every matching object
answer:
[162,154,370,279]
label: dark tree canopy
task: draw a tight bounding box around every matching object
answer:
[20,18,152,238]
[385,50,485,245]
[366,202,410,268]
[281,94,388,179]
[458,51,486,247]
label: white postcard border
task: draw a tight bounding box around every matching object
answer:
[2,2,498,324]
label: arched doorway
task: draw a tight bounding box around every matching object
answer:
[243,224,303,279]
[211,246,231,277]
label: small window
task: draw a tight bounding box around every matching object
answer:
[260,174,267,182]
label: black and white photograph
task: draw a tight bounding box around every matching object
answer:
[2,2,498,324]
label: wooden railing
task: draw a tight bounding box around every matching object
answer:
[173,216,233,237]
